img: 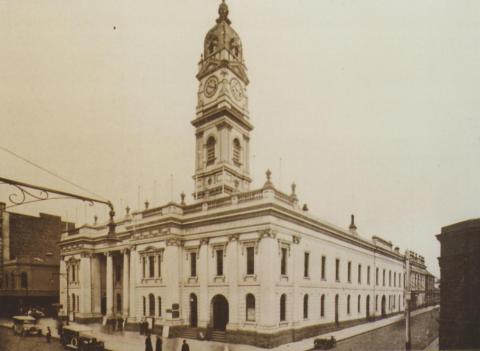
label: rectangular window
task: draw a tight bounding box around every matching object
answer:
[376,268,379,286]
[367,266,371,285]
[394,272,396,287]
[115,263,121,283]
[190,252,197,277]
[383,269,386,286]
[335,259,340,282]
[389,271,391,287]
[347,261,351,282]
[321,256,326,280]
[149,256,155,278]
[246,247,255,275]
[281,248,287,275]
[304,252,310,278]
[216,250,224,276]
[358,264,362,284]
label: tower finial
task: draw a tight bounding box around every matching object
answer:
[217,0,231,25]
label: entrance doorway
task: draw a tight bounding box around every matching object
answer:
[101,296,106,315]
[366,295,370,319]
[211,295,229,331]
[334,294,339,325]
[190,293,198,327]
[381,295,386,317]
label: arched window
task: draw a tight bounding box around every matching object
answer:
[246,294,255,322]
[233,139,241,165]
[72,293,76,312]
[208,36,218,55]
[303,294,309,319]
[280,294,287,322]
[142,297,146,316]
[76,295,80,312]
[20,272,28,288]
[358,295,361,313]
[116,293,122,313]
[320,295,325,317]
[347,295,351,314]
[206,137,216,165]
[158,296,162,316]
[149,294,155,316]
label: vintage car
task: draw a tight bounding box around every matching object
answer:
[313,336,337,350]
[12,316,42,336]
[60,324,105,351]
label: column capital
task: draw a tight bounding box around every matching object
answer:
[200,238,210,246]
[228,234,240,242]
[259,228,277,240]
[80,252,92,258]
[292,235,301,244]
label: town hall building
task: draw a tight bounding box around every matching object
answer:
[59,2,413,347]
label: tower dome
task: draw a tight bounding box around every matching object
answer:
[203,1,243,62]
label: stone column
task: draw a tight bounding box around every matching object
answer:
[227,234,239,330]
[91,254,101,316]
[79,253,92,316]
[129,247,137,322]
[198,239,209,328]
[258,229,277,331]
[59,258,67,316]
[123,249,130,317]
[106,252,114,317]
[164,238,181,325]
[291,235,301,326]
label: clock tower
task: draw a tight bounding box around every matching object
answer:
[192,1,253,200]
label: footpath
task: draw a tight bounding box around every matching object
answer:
[0,305,438,351]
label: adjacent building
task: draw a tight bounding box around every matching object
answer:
[0,202,73,316]
[437,219,480,350]
[58,2,430,348]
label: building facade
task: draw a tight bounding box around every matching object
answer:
[59,2,419,348]
[437,219,480,350]
[0,202,72,316]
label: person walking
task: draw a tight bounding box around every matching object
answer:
[46,327,51,343]
[181,339,190,351]
[155,335,162,351]
[145,334,153,351]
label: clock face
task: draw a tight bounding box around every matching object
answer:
[204,76,218,98]
[230,78,243,101]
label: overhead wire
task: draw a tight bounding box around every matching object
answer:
[0,144,108,201]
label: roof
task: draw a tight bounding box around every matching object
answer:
[12,316,36,321]
[63,324,93,333]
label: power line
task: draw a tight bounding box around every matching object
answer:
[0,144,108,201]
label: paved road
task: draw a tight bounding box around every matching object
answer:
[0,327,65,351]
[330,308,439,351]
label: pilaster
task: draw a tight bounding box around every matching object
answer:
[227,234,239,330]
[258,229,277,330]
[79,253,92,315]
[198,238,209,328]
[123,249,130,317]
[105,252,114,317]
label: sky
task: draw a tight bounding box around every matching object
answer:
[1,0,480,277]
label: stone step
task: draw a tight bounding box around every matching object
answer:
[211,331,227,343]
[180,328,198,340]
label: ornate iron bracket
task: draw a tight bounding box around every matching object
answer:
[0,176,116,236]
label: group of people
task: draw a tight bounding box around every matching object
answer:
[144,335,191,351]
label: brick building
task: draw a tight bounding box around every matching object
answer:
[0,202,73,316]
[437,219,480,350]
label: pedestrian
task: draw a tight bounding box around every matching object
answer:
[145,334,153,351]
[46,327,51,343]
[181,339,190,351]
[155,335,162,351]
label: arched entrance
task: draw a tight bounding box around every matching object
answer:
[190,293,198,327]
[366,295,370,319]
[381,295,386,317]
[334,294,339,325]
[211,295,229,331]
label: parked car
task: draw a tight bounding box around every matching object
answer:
[60,324,105,351]
[314,336,336,350]
[12,316,42,336]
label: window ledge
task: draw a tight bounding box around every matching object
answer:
[280,275,289,282]
[243,274,257,282]
[279,321,289,327]
[187,276,198,284]
[214,275,226,283]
